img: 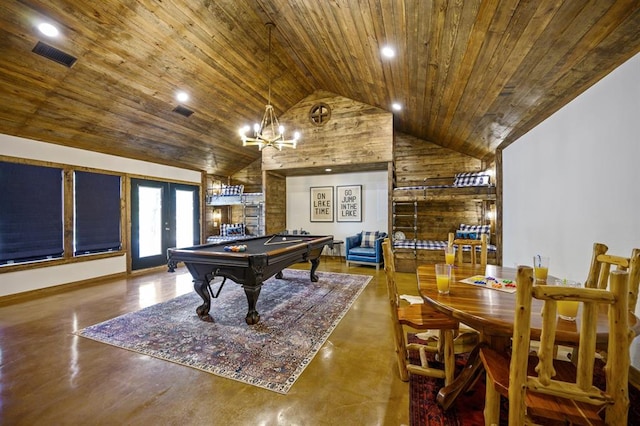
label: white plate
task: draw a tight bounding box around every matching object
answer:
[394,231,405,240]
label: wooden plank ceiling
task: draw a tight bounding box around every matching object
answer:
[0,1,638,176]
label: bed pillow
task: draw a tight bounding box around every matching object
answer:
[455,230,478,240]
[220,184,244,196]
[458,224,491,244]
[453,172,490,187]
[221,223,245,237]
[360,231,379,248]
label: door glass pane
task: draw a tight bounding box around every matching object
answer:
[175,189,194,248]
[138,186,162,257]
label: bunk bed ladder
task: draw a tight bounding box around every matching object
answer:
[392,200,418,252]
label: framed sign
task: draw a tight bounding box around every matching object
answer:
[310,186,334,222]
[337,185,362,222]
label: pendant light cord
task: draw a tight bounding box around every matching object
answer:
[267,23,273,106]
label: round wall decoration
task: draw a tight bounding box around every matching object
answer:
[309,103,331,126]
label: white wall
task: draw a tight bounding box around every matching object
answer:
[0,133,200,182]
[503,53,640,316]
[286,171,389,252]
[0,134,201,297]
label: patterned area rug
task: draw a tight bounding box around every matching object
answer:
[75,269,371,394]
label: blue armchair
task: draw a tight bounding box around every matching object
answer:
[345,231,387,270]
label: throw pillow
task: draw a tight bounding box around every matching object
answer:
[453,172,490,187]
[220,223,244,237]
[458,224,490,244]
[360,231,379,248]
[455,230,478,240]
[220,185,244,196]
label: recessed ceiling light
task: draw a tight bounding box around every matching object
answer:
[392,103,402,111]
[381,46,395,58]
[38,23,59,37]
[325,168,332,172]
[176,91,189,102]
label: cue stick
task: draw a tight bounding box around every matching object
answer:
[263,235,304,245]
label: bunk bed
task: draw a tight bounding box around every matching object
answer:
[391,171,497,261]
[392,172,496,202]
[206,184,265,242]
[206,184,265,206]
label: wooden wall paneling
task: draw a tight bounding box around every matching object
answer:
[124,175,132,273]
[387,161,395,241]
[415,200,485,240]
[230,205,243,226]
[230,159,263,194]
[394,132,484,184]
[63,168,74,259]
[200,171,207,243]
[394,249,417,273]
[203,174,216,238]
[262,91,393,174]
[119,173,127,257]
[263,171,286,234]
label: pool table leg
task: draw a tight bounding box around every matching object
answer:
[243,285,262,325]
[193,279,213,322]
[309,258,320,282]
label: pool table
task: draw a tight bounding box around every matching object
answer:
[167,234,334,324]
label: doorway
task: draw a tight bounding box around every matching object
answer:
[130,178,200,270]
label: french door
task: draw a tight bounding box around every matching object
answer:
[130,178,200,270]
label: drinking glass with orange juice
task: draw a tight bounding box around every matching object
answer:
[555,279,580,320]
[435,264,451,294]
[444,246,455,265]
[533,255,550,283]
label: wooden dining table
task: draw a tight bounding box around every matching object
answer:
[416,263,640,410]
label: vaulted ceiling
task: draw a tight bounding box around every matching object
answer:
[0,1,638,176]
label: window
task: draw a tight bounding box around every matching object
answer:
[0,162,64,265]
[74,171,122,255]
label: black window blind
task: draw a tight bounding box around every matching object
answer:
[74,171,121,255]
[0,162,64,264]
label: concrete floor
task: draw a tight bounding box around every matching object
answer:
[0,257,422,425]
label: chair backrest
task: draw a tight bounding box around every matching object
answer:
[630,249,640,313]
[585,242,640,312]
[509,266,630,425]
[382,239,400,310]
[382,238,409,377]
[448,232,487,267]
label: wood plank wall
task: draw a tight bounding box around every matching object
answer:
[262,90,393,172]
[264,171,286,234]
[394,132,484,184]
[230,159,263,194]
